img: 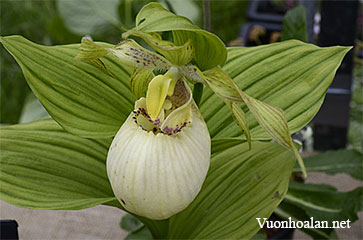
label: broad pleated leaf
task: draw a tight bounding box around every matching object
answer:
[275,202,336,239]
[132,2,227,70]
[200,40,350,139]
[166,140,296,239]
[0,118,117,210]
[0,35,134,138]
[294,149,363,180]
[210,137,246,154]
[284,182,362,223]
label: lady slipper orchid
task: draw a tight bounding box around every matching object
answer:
[77,36,213,219]
[107,71,210,219]
[77,27,306,219]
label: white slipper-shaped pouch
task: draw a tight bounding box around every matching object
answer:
[107,78,210,220]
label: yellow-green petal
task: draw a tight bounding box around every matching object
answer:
[226,101,251,149]
[123,29,194,66]
[179,65,204,84]
[132,2,227,70]
[76,37,109,71]
[76,37,109,60]
[130,68,154,98]
[203,66,306,177]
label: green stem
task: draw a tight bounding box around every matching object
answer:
[124,0,131,27]
[203,0,211,32]
[193,83,204,106]
[195,0,209,106]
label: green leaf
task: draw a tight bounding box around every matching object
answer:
[132,2,227,70]
[166,140,296,239]
[284,182,362,223]
[282,6,308,42]
[201,40,351,140]
[120,214,156,239]
[348,121,363,152]
[121,214,144,233]
[251,230,267,240]
[0,35,134,138]
[294,149,363,180]
[275,202,335,239]
[210,137,245,154]
[125,226,153,240]
[0,118,117,210]
[57,0,121,36]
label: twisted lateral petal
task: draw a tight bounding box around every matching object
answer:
[203,66,306,177]
[76,37,172,71]
[108,39,172,70]
[106,105,210,220]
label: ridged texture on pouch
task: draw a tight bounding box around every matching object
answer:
[107,107,210,220]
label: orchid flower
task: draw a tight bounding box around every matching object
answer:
[76,27,306,220]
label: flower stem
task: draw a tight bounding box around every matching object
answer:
[203,0,211,32]
[193,83,204,106]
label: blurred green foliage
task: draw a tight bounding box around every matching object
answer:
[196,0,249,43]
[1,0,56,124]
[348,62,363,152]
